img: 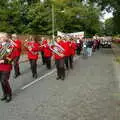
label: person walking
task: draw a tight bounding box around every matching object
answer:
[25,36,40,79]
[64,37,71,70]
[0,33,15,102]
[87,39,93,56]
[69,38,76,69]
[40,37,46,65]
[54,36,65,80]
[12,34,22,78]
[43,38,52,69]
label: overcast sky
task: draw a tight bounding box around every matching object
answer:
[100,10,113,22]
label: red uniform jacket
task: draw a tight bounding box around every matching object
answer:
[54,40,65,60]
[43,43,52,58]
[0,46,15,72]
[26,41,40,60]
[64,41,71,57]
[70,41,76,56]
[14,39,22,57]
[40,40,47,52]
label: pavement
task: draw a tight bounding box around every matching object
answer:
[0,48,120,120]
[112,43,120,57]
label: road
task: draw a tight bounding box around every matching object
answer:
[0,48,120,120]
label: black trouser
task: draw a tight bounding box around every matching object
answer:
[13,56,20,76]
[55,58,65,79]
[69,55,73,69]
[76,47,81,55]
[97,44,100,50]
[29,59,37,77]
[41,52,45,65]
[0,71,12,97]
[65,56,73,69]
[64,56,69,70]
[45,57,51,69]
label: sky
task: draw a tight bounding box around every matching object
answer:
[100,10,113,22]
[104,12,113,20]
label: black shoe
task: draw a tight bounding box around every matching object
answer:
[18,73,21,76]
[14,73,21,79]
[14,75,18,79]
[56,77,60,80]
[1,96,7,101]
[32,74,34,78]
[34,74,38,79]
[6,95,12,103]
[47,67,51,70]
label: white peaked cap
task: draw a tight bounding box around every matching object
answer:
[12,34,17,37]
[0,32,7,38]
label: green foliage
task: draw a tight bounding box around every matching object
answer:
[0,0,101,36]
[89,0,120,34]
[104,18,114,36]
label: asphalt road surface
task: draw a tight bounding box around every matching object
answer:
[0,48,120,120]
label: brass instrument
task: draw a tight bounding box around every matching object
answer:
[24,39,38,55]
[0,41,13,60]
[49,41,65,57]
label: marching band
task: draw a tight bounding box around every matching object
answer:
[0,32,101,103]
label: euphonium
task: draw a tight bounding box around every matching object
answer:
[0,41,13,60]
[49,40,65,56]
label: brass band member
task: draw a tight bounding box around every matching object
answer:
[0,33,15,103]
[25,36,40,79]
[40,37,46,65]
[12,34,22,78]
[43,38,52,69]
[54,36,65,80]
[64,37,71,70]
[69,38,76,69]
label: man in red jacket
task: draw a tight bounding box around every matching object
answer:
[12,34,22,78]
[40,37,46,65]
[64,37,71,70]
[0,33,15,103]
[69,38,76,69]
[43,38,52,69]
[54,36,65,80]
[25,36,40,79]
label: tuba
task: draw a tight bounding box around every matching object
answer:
[0,41,13,60]
[49,40,65,57]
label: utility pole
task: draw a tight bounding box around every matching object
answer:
[52,4,55,41]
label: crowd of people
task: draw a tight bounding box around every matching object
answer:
[0,32,101,103]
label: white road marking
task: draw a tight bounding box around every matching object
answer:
[21,69,56,90]
[21,56,80,90]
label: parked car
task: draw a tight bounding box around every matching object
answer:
[100,40,112,48]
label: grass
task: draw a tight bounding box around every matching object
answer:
[115,56,120,64]
[114,43,120,48]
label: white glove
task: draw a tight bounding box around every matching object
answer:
[0,60,4,64]
[6,49,11,53]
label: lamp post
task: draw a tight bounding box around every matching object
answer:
[52,3,65,41]
[52,4,55,41]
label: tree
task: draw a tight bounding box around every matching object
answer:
[0,0,101,36]
[88,0,120,34]
[104,18,114,36]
